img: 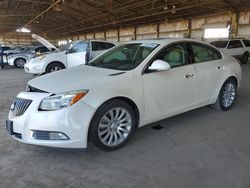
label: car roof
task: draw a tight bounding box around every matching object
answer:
[212,38,248,42]
[124,38,207,45]
[73,40,115,44]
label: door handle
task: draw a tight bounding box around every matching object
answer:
[217,66,225,70]
[185,73,194,78]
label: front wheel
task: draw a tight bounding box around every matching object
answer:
[14,58,26,68]
[46,62,65,73]
[212,78,237,111]
[89,100,136,151]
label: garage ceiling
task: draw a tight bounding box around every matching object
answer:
[1,0,250,38]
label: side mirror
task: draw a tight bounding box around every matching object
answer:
[65,49,70,54]
[148,60,171,72]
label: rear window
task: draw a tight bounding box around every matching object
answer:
[243,40,250,47]
[210,41,228,48]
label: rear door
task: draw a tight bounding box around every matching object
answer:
[188,42,225,105]
[226,40,244,57]
[66,41,89,68]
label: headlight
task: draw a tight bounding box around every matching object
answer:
[39,90,88,111]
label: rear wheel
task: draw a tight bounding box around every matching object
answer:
[14,58,26,68]
[46,62,65,73]
[241,52,249,64]
[212,78,237,111]
[89,100,136,151]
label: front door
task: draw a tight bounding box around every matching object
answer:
[67,41,89,68]
[142,42,195,123]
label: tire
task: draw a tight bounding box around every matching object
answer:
[0,65,4,69]
[14,58,26,68]
[89,99,136,151]
[46,62,65,73]
[212,78,237,111]
[241,52,249,64]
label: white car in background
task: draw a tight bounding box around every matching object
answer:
[24,34,115,74]
[6,39,241,151]
[211,39,250,64]
[8,45,51,68]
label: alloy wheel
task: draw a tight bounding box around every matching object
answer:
[98,107,132,146]
[221,83,236,108]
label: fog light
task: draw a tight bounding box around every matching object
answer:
[32,130,70,140]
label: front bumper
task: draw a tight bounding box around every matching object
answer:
[7,92,96,148]
[7,57,15,66]
[24,62,44,74]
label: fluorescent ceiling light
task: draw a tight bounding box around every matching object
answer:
[16,27,31,33]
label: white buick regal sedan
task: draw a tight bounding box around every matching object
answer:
[6,39,242,151]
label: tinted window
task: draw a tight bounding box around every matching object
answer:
[227,40,243,49]
[70,42,88,53]
[154,43,189,67]
[210,41,228,48]
[190,43,222,63]
[92,42,114,51]
[2,47,11,51]
[104,42,115,49]
[243,40,250,47]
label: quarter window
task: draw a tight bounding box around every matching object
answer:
[243,40,250,47]
[154,43,189,67]
[227,40,243,49]
[190,43,222,63]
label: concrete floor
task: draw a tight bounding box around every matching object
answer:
[0,64,250,188]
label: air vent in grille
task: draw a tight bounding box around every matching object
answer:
[10,98,32,117]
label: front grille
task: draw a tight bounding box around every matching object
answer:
[11,98,32,117]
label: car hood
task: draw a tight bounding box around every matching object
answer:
[32,34,58,51]
[28,65,126,93]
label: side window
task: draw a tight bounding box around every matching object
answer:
[104,42,115,50]
[210,41,228,48]
[70,42,88,53]
[227,40,243,49]
[243,40,250,47]
[154,43,188,67]
[190,43,222,63]
[92,42,103,51]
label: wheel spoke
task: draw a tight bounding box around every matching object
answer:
[117,109,126,120]
[108,132,114,145]
[102,132,111,143]
[103,115,111,123]
[113,132,118,145]
[99,129,108,137]
[118,127,129,133]
[99,123,109,128]
[114,108,120,120]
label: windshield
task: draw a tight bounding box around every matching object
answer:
[58,41,80,52]
[88,43,158,70]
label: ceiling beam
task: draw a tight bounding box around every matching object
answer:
[22,0,62,28]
